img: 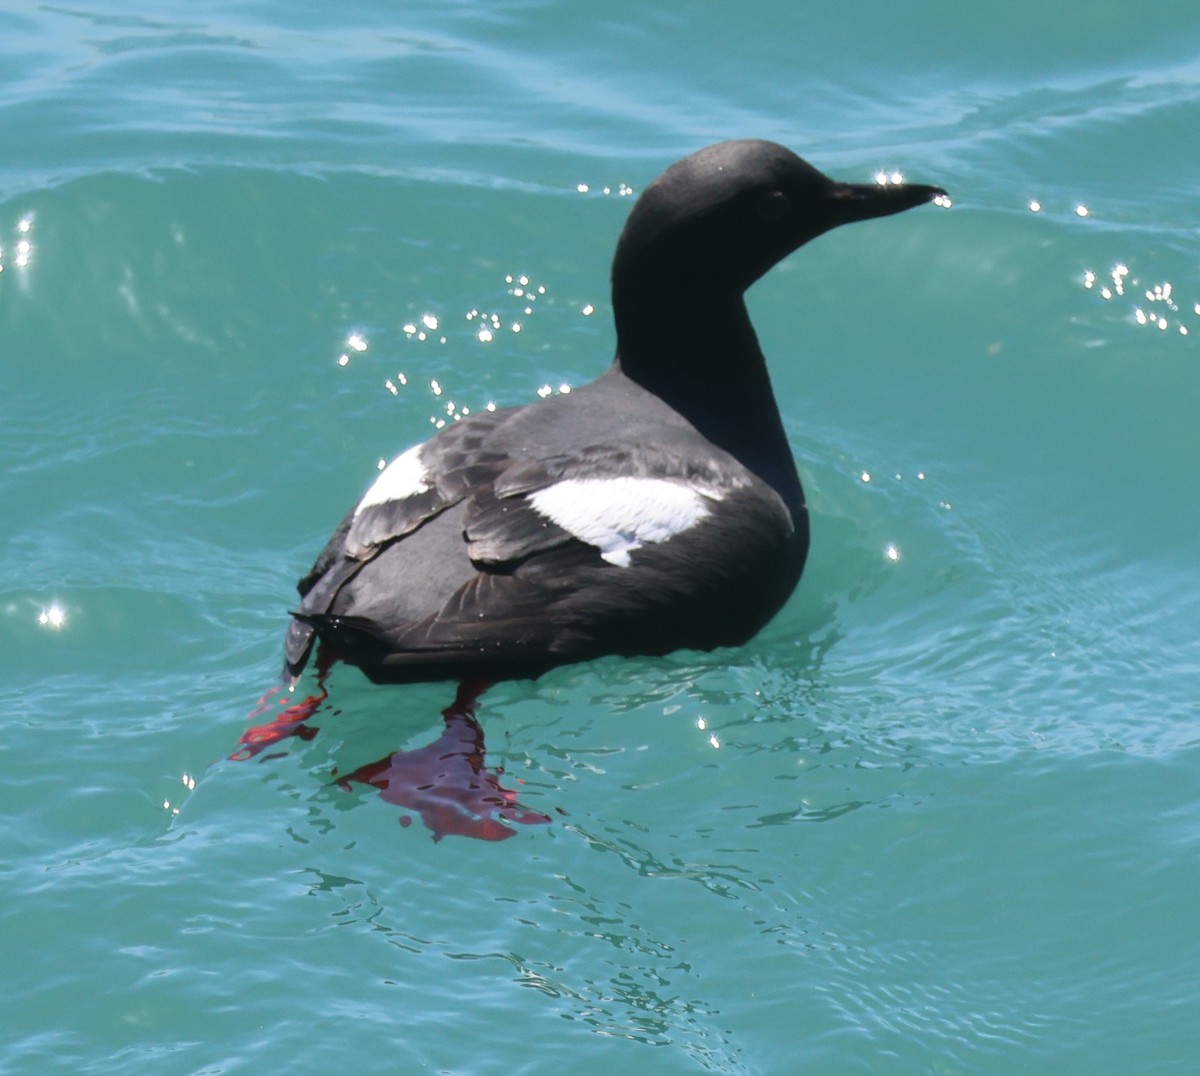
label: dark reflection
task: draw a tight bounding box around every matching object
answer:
[230,652,550,842]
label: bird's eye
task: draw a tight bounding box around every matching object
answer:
[758,190,791,221]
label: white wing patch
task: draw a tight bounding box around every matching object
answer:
[355,444,429,516]
[529,476,724,567]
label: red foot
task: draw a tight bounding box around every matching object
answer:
[335,679,552,842]
[229,646,338,761]
[228,687,325,761]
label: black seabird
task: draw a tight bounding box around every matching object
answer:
[284,140,945,685]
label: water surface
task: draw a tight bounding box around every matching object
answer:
[3,2,1199,1072]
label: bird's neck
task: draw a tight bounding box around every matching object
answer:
[612,287,802,509]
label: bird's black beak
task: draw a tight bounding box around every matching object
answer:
[826,179,949,227]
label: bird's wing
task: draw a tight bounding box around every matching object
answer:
[285,411,775,679]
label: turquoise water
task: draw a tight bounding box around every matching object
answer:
[3,1,1200,1071]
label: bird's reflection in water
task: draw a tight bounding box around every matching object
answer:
[231,653,551,841]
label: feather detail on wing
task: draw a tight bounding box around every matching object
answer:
[284,404,778,680]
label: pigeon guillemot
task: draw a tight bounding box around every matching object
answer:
[284,140,945,685]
